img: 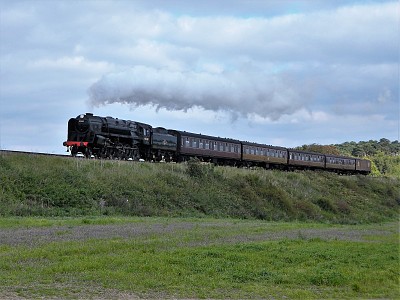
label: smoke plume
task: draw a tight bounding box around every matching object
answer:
[88,66,308,120]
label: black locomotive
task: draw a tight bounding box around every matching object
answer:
[63,113,176,162]
[63,113,371,174]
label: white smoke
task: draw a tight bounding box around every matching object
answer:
[88,66,309,120]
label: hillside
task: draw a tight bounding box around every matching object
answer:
[0,153,398,223]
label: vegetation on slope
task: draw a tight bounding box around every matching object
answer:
[0,153,398,223]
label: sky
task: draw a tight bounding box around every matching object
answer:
[0,0,399,154]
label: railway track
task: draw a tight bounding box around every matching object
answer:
[0,149,143,163]
[0,149,72,158]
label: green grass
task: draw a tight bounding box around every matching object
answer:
[0,218,398,299]
[1,153,398,298]
[0,153,399,223]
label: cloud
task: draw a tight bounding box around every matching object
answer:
[27,56,113,72]
[88,66,311,120]
[86,1,398,123]
[0,0,398,154]
[378,87,392,104]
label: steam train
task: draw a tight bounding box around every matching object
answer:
[63,113,371,174]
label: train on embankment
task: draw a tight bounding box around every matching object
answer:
[63,113,371,174]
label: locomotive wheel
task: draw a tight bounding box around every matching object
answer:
[70,146,78,157]
[85,147,92,158]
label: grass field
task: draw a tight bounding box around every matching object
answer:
[0,217,398,299]
[1,154,399,298]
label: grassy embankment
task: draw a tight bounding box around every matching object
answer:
[0,153,399,223]
[0,153,399,298]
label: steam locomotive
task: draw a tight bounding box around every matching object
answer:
[63,113,371,174]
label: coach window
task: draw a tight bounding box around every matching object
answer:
[199,140,203,149]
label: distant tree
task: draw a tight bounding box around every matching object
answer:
[389,140,400,155]
[352,146,366,157]
[373,151,390,174]
[379,138,391,154]
[296,144,341,155]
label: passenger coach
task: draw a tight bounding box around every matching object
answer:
[170,130,241,165]
[241,141,287,168]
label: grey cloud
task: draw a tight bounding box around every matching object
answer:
[1,0,398,154]
[88,66,310,120]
